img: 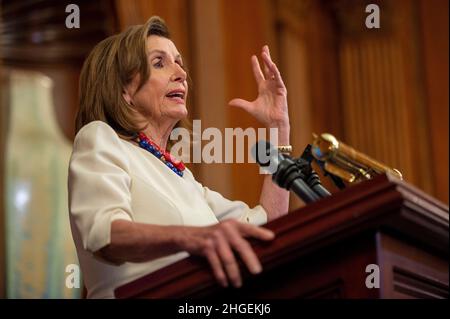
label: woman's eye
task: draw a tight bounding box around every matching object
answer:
[153,59,163,68]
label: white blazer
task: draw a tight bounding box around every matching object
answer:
[68,121,267,298]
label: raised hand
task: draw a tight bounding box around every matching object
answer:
[229,45,289,130]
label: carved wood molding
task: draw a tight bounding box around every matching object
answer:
[0,0,117,66]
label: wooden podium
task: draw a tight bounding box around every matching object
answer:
[115,175,449,299]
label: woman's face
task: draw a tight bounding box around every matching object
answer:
[124,35,188,125]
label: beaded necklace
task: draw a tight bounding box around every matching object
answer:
[136,132,185,177]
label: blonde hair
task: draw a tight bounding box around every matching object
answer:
[76,16,184,143]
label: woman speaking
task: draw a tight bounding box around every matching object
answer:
[68,16,291,298]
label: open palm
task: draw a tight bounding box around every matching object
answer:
[229,45,289,129]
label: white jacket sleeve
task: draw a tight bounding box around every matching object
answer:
[187,173,267,226]
[203,187,267,225]
[68,121,133,254]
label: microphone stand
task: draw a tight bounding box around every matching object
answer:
[294,144,332,198]
[252,141,320,203]
[272,155,321,203]
[303,143,346,190]
[255,142,341,201]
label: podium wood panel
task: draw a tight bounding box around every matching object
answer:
[115,175,449,299]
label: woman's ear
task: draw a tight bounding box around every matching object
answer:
[122,88,134,106]
[123,75,140,106]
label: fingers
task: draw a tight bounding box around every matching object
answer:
[204,241,228,288]
[249,46,285,90]
[251,55,265,84]
[263,45,271,60]
[203,226,245,288]
[223,225,263,275]
[249,45,284,86]
[261,52,278,81]
[219,221,274,285]
[228,98,253,111]
[261,46,272,80]
[237,222,276,241]
[265,55,283,85]
[261,45,285,86]
[229,98,257,118]
[199,221,275,288]
[214,233,242,287]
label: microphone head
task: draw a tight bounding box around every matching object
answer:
[251,140,282,174]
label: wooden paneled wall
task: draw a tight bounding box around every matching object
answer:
[275,0,344,209]
[335,0,433,193]
[418,0,449,204]
[331,0,447,202]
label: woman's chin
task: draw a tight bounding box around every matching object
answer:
[170,105,188,120]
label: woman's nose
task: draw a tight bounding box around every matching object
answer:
[171,64,187,82]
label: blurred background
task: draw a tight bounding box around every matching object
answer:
[0,0,448,298]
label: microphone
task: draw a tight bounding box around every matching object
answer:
[311,133,402,183]
[295,144,331,198]
[251,141,320,203]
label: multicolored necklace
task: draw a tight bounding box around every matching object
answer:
[136,132,185,177]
